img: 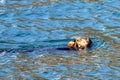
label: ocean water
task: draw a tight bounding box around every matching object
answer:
[0,0,120,80]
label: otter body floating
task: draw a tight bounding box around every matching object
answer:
[0,37,106,54]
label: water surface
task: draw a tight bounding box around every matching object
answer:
[0,0,120,80]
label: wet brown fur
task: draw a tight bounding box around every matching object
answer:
[68,37,92,50]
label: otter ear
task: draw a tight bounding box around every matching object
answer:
[83,37,89,41]
[85,37,90,41]
[87,37,89,41]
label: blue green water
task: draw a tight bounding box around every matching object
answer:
[0,0,120,80]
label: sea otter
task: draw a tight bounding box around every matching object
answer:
[68,37,92,50]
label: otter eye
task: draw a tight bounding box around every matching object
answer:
[76,44,78,47]
[75,38,80,42]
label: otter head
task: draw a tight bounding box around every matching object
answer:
[68,37,92,50]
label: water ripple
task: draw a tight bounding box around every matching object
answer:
[0,0,120,79]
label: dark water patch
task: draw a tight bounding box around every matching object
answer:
[43,39,74,43]
[56,47,70,51]
[89,37,106,50]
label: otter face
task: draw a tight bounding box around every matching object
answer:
[75,38,90,47]
[68,37,92,50]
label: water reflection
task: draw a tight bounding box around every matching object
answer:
[0,0,120,79]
